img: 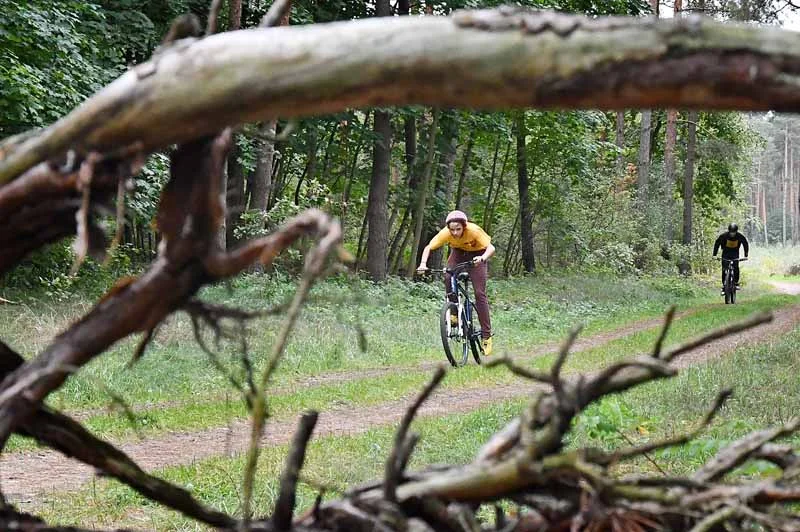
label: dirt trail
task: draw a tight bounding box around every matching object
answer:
[5,296,800,504]
[67,308,699,423]
[769,280,800,296]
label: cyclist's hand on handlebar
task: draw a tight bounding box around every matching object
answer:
[416,264,429,274]
[742,257,748,261]
[472,256,485,265]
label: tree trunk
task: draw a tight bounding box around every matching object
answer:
[406,109,440,276]
[761,170,769,244]
[226,138,246,245]
[636,0,660,208]
[503,211,521,277]
[387,209,409,271]
[454,129,475,211]
[664,0,679,242]
[356,208,369,269]
[364,0,393,280]
[784,121,789,246]
[486,141,511,235]
[637,110,653,205]
[615,111,625,175]
[366,110,392,281]
[483,137,501,227]
[248,3,288,215]
[681,110,697,273]
[441,113,459,205]
[341,111,369,234]
[515,112,535,273]
[251,122,276,212]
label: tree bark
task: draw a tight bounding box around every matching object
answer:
[784,121,789,246]
[454,129,475,211]
[664,0,681,240]
[486,141,511,236]
[251,121,276,212]
[515,112,535,273]
[681,110,697,273]
[637,110,653,204]
[615,111,625,175]
[366,111,391,280]
[10,10,800,184]
[406,110,440,276]
[483,136,501,227]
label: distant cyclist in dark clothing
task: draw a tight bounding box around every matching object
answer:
[712,223,749,292]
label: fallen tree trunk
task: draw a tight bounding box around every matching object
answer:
[4,8,800,184]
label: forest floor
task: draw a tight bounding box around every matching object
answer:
[5,282,800,503]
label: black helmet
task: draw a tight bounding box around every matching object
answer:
[728,223,738,233]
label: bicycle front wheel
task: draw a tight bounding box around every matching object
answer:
[440,301,468,367]
[467,302,484,364]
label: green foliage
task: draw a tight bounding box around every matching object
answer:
[0,1,123,136]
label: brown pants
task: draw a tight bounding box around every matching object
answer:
[445,249,491,339]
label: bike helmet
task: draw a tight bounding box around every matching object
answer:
[445,210,468,225]
[728,223,738,233]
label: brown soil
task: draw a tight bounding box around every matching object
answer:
[5,295,800,504]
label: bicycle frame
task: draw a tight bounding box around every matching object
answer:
[718,257,746,304]
[428,261,479,339]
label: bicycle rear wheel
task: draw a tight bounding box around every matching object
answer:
[440,301,468,367]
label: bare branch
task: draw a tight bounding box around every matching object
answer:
[260,0,293,28]
[652,305,676,358]
[687,506,738,532]
[273,411,319,531]
[242,211,343,522]
[663,311,772,363]
[694,417,800,483]
[601,389,731,465]
[8,11,800,183]
[206,0,225,36]
[485,356,552,384]
[551,325,581,397]
[385,367,446,502]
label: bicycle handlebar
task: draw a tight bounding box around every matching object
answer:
[716,257,748,262]
[419,261,475,275]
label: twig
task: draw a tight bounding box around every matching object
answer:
[263,120,298,142]
[694,417,800,483]
[603,389,731,465]
[397,433,421,477]
[585,357,676,400]
[613,427,668,476]
[552,325,582,387]
[663,311,772,362]
[22,407,235,528]
[688,506,738,532]
[273,411,319,531]
[260,0,293,27]
[127,325,159,368]
[384,367,446,502]
[206,0,224,35]
[242,212,342,523]
[485,356,552,383]
[652,305,676,358]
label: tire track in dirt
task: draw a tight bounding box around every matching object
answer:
[65,307,701,423]
[6,301,800,504]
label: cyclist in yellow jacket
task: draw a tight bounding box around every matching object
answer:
[417,210,496,355]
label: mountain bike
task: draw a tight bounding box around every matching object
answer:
[421,261,484,367]
[719,257,747,305]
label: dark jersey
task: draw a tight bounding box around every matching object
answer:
[713,232,749,259]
